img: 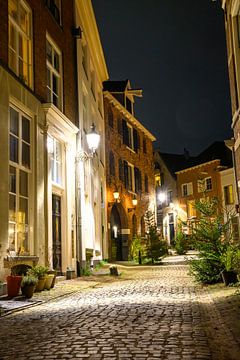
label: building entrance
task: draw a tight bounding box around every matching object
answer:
[52,194,62,273]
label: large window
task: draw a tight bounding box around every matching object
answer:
[109,152,115,177]
[224,185,234,205]
[197,177,212,192]
[46,37,62,109]
[8,0,32,87]
[46,0,61,25]
[49,137,63,185]
[124,161,135,192]
[122,119,139,152]
[182,182,193,196]
[9,106,31,254]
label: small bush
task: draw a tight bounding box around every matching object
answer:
[189,258,222,284]
[174,231,188,255]
[81,266,91,276]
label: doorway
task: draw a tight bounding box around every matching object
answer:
[52,194,62,273]
[110,205,122,260]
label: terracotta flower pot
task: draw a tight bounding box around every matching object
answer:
[7,275,22,298]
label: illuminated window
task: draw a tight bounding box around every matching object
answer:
[46,37,62,109]
[224,185,234,205]
[205,177,212,191]
[45,0,61,25]
[8,0,32,87]
[167,190,173,204]
[187,200,196,218]
[155,173,161,187]
[182,182,193,196]
[9,106,31,254]
[49,137,63,185]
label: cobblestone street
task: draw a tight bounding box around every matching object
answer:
[0,265,240,360]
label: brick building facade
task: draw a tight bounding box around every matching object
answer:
[0,0,78,280]
[103,80,156,261]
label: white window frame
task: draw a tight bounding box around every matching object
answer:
[8,0,33,88]
[9,105,32,254]
[182,182,193,196]
[205,177,212,191]
[127,162,135,193]
[126,123,134,150]
[46,35,62,110]
[49,136,63,186]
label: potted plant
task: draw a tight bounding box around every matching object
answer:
[21,274,38,298]
[44,272,55,290]
[28,265,48,292]
[7,264,32,298]
[220,245,238,286]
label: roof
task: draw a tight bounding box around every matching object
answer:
[156,152,198,178]
[103,80,129,92]
[156,141,232,177]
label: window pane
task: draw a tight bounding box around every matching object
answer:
[10,135,18,163]
[56,162,62,184]
[8,0,18,21]
[19,4,29,34]
[8,223,16,250]
[53,74,58,93]
[9,166,16,193]
[22,116,30,143]
[19,197,28,223]
[53,93,58,107]
[20,170,28,197]
[47,87,52,102]
[22,142,30,168]
[47,68,51,87]
[9,194,16,221]
[10,107,19,135]
[53,50,59,71]
[9,23,17,51]
[46,40,52,64]
[17,222,29,253]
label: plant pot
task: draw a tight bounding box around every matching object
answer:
[21,284,36,299]
[47,270,57,288]
[7,275,22,298]
[35,277,46,292]
[44,274,54,290]
[221,270,238,286]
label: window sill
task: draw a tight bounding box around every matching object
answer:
[4,255,39,269]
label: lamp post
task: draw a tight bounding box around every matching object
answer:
[76,123,100,276]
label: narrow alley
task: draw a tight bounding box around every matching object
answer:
[0,265,239,360]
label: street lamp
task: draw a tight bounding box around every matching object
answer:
[128,195,138,212]
[158,192,166,204]
[86,123,100,154]
[77,123,100,161]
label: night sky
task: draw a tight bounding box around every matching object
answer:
[92,0,232,155]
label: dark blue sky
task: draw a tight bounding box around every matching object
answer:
[92,0,232,155]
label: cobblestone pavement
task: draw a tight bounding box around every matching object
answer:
[0,265,239,360]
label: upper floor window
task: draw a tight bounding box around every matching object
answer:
[155,173,161,188]
[224,185,234,205]
[198,177,212,192]
[134,167,142,193]
[48,136,63,185]
[124,161,135,192]
[9,106,31,169]
[118,159,124,182]
[97,91,102,115]
[82,90,88,128]
[46,37,62,109]
[109,152,115,177]
[182,182,193,196]
[122,119,139,152]
[167,190,173,204]
[8,0,32,87]
[45,0,61,25]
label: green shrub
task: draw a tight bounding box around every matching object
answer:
[129,235,146,264]
[189,258,222,284]
[28,265,48,279]
[21,274,38,286]
[81,266,91,276]
[174,230,188,255]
